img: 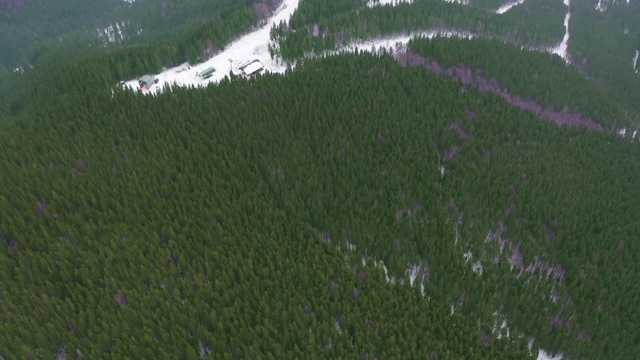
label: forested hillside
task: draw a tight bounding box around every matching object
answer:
[0,0,261,79]
[405,36,638,128]
[2,0,640,359]
[1,50,640,358]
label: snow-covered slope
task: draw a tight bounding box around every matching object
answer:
[633,50,639,73]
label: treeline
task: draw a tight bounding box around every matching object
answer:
[271,0,565,59]
[1,50,639,359]
[407,36,636,128]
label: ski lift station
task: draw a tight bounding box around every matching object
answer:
[197,67,217,79]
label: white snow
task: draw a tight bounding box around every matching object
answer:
[443,0,470,4]
[98,22,127,46]
[123,0,136,3]
[332,30,474,55]
[529,338,563,360]
[633,50,639,73]
[115,23,123,42]
[463,250,472,264]
[471,260,483,275]
[122,0,300,93]
[595,0,607,12]
[618,127,627,137]
[551,0,571,64]
[494,0,526,14]
[538,349,563,360]
[375,260,396,283]
[407,263,421,286]
[367,0,413,7]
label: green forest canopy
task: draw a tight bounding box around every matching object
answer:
[1,0,640,359]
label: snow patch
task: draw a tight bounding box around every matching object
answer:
[346,239,356,252]
[551,0,571,64]
[463,250,472,264]
[326,30,474,57]
[538,349,563,360]
[633,50,639,73]
[494,0,526,14]
[367,0,413,7]
[97,21,128,46]
[375,260,396,283]
[407,263,421,286]
[472,260,483,275]
[443,0,470,4]
[491,314,510,339]
[595,0,607,12]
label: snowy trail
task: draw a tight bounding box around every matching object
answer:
[551,0,571,63]
[494,0,526,14]
[123,0,300,93]
[633,50,639,73]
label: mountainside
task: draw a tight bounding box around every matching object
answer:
[1,0,639,359]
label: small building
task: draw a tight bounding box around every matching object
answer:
[197,67,216,79]
[138,75,157,89]
[239,59,264,77]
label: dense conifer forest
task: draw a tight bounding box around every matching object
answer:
[1,0,640,359]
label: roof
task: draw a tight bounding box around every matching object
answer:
[242,61,264,76]
[138,75,154,85]
[198,67,216,77]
